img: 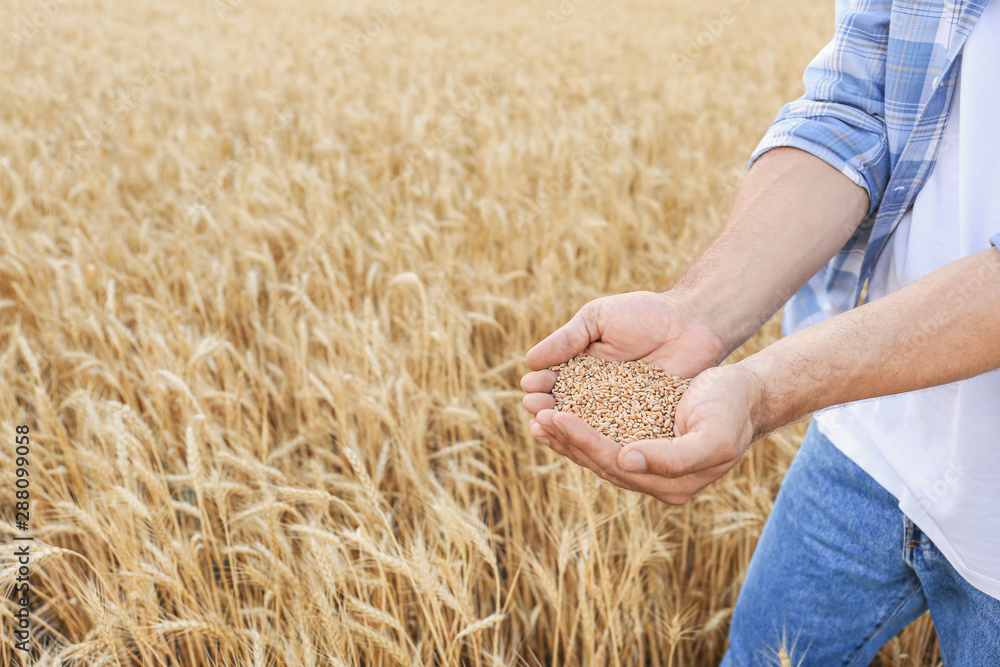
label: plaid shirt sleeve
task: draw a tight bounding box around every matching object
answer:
[746,0,892,219]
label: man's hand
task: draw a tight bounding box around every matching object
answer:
[523,245,1000,506]
[520,290,727,418]
[520,290,728,484]
[528,365,759,505]
[518,147,873,503]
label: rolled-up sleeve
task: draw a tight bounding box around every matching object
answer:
[748,0,891,218]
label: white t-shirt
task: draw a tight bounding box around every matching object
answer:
[814,0,1000,601]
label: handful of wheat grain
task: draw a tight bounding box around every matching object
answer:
[549,352,690,445]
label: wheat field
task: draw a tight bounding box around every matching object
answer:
[0,0,942,664]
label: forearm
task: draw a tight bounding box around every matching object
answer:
[671,146,870,356]
[739,246,1000,437]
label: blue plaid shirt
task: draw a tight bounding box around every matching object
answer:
[747,0,1000,336]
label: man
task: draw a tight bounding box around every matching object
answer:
[520,0,1000,663]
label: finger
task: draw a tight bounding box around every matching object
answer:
[545,410,706,496]
[534,409,605,471]
[520,369,559,393]
[522,392,555,415]
[616,429,740,479]
[525,301,600,370]
[548,410,691,496]
[545,410,624,478]
[643,460,736,505]
[531,420,590,466]
[529,422,552,445]
[545,439,574,459]
[532,422,578,462]
[533,409,565,445]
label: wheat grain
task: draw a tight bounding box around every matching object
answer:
[550,353,690,445]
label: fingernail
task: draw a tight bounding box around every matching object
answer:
[538,437,551,446]
[621,450,647,473]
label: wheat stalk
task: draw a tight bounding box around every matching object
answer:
[0,1,941,664]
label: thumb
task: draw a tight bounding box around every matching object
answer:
[525,301,600,370]
[617,428,729,479]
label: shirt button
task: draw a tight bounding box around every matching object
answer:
[932,76,940,87]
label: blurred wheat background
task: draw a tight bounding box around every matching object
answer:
[0,0,941,664]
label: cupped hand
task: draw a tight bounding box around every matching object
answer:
[528,364,760,505]
[521,290,727,418]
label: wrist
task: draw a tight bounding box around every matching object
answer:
[660,288,739,366]
[655,290,730,368]
[732,352,784,439]
[664,285,744,361]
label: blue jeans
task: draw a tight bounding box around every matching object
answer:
[721,421,1000,666]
